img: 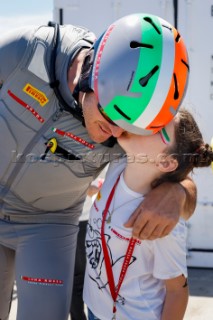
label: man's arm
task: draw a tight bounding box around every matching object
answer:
[161,275,189,320]
[124,177,197,240]
[180,176,197,220]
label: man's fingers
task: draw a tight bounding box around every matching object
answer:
[139,219,177,240]
[135,221,157,240]
[147,225,169,240]
[161,224,175,236]
[125,207,161,239]
[131,213,153,239]
[124,208,141,228]
[124,196,179,240]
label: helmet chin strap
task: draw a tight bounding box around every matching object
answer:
[77,48,95,93]
[47,21,83,120]
[72,48,94,115]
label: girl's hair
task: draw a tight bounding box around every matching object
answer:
[152,108,213,187]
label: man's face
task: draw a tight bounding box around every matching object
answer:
[117,119,176,164]
[81,92,125,143]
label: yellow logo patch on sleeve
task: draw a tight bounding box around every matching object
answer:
[23,83,49,106]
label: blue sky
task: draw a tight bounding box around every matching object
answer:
[1,0,53,34]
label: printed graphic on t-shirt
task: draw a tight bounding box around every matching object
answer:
[86,221,137,306]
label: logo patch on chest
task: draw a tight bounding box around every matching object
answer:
[23,83,49,106]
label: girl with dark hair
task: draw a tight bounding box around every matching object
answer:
[152,108,213,188]
[83,108,213,320]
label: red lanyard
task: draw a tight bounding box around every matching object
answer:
[101,174,137,318]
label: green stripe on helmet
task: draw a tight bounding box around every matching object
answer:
[103,14,163,124]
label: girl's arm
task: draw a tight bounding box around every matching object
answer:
[161,274,189,320]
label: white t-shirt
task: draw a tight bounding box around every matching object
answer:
[79,166,108,221]
[83,158,187,320]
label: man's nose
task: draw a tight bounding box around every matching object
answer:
[110,125,125,138]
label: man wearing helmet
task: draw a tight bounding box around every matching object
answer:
[0,14,195,320]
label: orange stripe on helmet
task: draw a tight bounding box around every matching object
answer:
[146,27,189,134]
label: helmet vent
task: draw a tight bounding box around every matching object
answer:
[139,66,159,87]
[162,24,172,32]
[114,105,131,120]
[130,41,153,49]
[175,33,181,42]
[181,59,190,71]
[173,73,179,100]
[143,17,161,34]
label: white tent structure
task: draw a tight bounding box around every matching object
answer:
[53,0,213,268]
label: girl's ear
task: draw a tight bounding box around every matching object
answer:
[157,155,178,173]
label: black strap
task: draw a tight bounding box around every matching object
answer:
[54,145,81,160]
[173,0,178,29]
[77,48,94,93]
[48,21,84,123]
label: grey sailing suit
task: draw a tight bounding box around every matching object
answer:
[0,24,122,320]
